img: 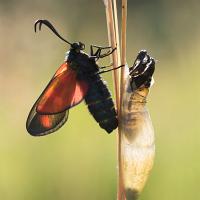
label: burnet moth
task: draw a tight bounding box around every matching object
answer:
[26,19,122,136]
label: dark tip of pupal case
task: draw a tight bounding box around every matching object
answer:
[129,50,156,90]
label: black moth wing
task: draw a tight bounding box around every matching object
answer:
[26,94,69,136]
[26,65,70,136]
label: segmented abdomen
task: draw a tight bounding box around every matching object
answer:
[84,75,118,133]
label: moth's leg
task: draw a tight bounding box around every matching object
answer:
[97,65,124,75]
[99,63,113,69]
[90,45,116,60]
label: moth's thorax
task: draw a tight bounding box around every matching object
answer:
[65,50,99,74]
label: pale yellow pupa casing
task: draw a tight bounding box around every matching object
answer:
[120,66,155,200]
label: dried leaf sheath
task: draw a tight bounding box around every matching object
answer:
[120,52,155,199]
[103,0,120,110]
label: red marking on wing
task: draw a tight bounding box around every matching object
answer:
[40,115,52,128]
[36,62,89,114]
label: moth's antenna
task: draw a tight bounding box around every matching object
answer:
[34,19,72,46]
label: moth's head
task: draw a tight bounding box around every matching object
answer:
[71,42,85,52]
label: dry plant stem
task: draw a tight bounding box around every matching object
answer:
[111,1,125,199]
[103,1,126,199]
[103,0,120,110]
[120,0,127,97]
[113,0,121,83]
[118,0,128,199]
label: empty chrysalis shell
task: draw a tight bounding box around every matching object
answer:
[121,50,155,199]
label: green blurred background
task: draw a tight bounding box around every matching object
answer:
[0,0,200,199]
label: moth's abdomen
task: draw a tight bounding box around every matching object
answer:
[85,77,118,133]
